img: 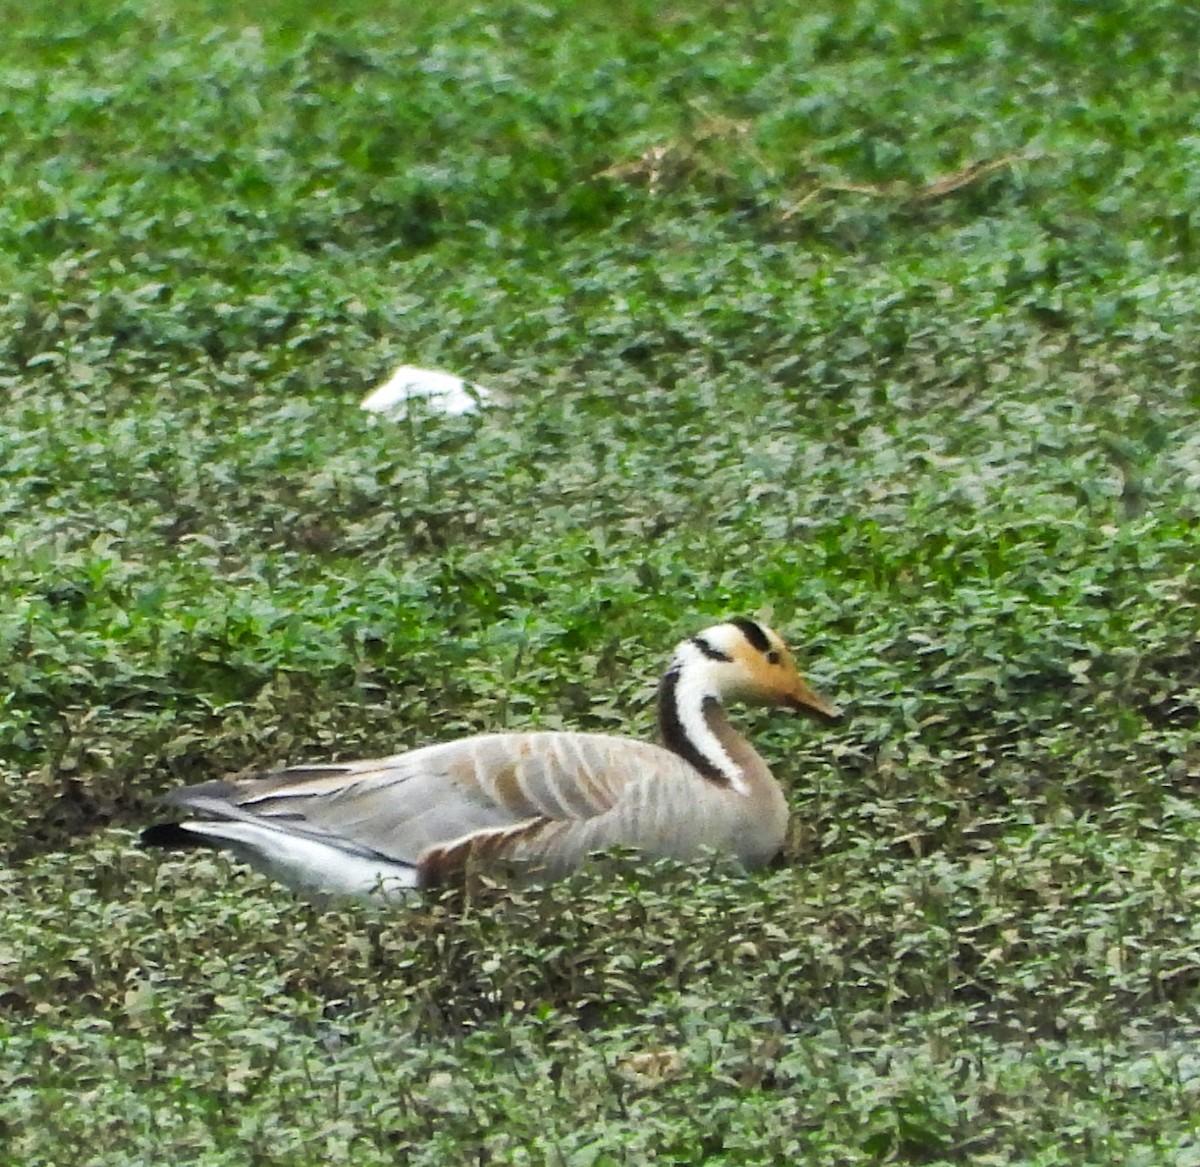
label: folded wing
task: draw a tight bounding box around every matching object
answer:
[161,731,701,885]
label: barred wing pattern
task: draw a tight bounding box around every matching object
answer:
[163,731,758,888]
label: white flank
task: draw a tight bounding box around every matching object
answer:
[179,820,418,901]
[360,364,490,416]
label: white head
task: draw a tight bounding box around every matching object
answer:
[658,618,841,793]
[674,617,841,722]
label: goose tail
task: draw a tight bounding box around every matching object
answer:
[140,817,419,900]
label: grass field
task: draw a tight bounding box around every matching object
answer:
[4,0,1200,1162]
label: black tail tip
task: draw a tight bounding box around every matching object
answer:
[140,822,206,851]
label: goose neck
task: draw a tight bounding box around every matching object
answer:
[657,662,759,794]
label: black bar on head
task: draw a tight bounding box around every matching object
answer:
[728,617,771,654]
[690,635,732,662]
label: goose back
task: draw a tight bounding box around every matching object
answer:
[163,727,788,888]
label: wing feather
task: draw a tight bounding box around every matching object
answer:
[164,731,699,869]
[416,758,749,885]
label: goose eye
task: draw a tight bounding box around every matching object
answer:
[765,650,781,666]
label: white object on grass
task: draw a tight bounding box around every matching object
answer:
[360,364,490,416]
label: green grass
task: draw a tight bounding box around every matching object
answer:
[4,0,1200,1161]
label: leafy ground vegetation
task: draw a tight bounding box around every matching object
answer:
[3,0,1200,1161]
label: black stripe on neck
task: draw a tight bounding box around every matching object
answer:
[657,667,727,784]
[729,617,771,655]
[690,635,732,662]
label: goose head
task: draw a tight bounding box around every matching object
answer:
[679,617,842,723]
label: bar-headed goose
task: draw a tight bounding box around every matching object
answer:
[142,618,840,899]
